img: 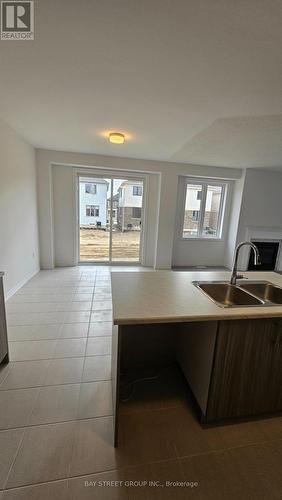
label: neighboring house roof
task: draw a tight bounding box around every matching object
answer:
[79,177,109,185]
[119,180,143,189]
[107,193,119,202]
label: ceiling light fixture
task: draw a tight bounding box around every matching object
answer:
[109,132,125,144]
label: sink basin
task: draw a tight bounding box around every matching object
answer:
[239,281,282,304]
[194,282,264,308]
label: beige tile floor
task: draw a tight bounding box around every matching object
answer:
[0,266,281,499]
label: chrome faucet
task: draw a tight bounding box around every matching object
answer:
[230,242,261,285]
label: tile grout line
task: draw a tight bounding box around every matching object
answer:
[174,436,282,461]
[8,334,111,342]
[3,419,29,491]
[0,378,112,392]
[7,352,111,363]
[65,275,96,479]
[0,363,12,388]
[25,355,54,430]
[3,437,282,493]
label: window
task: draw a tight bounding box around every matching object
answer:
[192,210,199,221]
[182,180,226,239]
[86,205,99,217]
[133,186,142,196]
[132,207,141,218]
[85,183,97,194]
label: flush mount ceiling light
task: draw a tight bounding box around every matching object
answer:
[109,132,125,144]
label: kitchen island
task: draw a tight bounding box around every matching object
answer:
[111,271,282,446]
[0,272,9,365]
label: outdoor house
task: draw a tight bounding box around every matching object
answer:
[117,180,143,231]
[107,193,119,227]
[79,178,109,228]
[183,183,222,237]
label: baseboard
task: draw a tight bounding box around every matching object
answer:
[172,265,228,271]
[154,266,171,270]
[5,267,40,301]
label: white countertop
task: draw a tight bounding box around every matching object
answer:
[111,271,282,325]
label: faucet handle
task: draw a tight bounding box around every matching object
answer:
[236,274,247,281]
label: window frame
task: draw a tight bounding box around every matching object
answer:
[133,185,142,196]
[86,205,99,217]
[132,207,142,219]
[192,210,200,221]
[181,178,228,240]
[85,183,97,194]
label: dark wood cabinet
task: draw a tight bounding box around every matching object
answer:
[0,274,9,364]
[205,318,282,422]
[113,316,282,445]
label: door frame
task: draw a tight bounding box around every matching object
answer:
[75,168,147,265]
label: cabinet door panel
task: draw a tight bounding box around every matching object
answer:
[206,319,282,421]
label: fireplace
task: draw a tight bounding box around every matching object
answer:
[248,241,280,271]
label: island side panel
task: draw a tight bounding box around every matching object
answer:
[111,324,121,447]
[176,321,218,416]
[0,276,9,364]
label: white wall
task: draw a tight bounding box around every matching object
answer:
[36,149,242,269]
[237,169,282,240]
[0,119,39,297]
[235,169,282,269]
[52,165,76,267]
[224,173,246,269]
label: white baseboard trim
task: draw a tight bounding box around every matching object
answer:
[5,267,40,301]
[154,266,171,270]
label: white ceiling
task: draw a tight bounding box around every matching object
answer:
[0,0,281,168]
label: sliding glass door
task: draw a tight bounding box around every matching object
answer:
[79,174,144,263]
[111,178,143,262]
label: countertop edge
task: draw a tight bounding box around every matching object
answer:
[113,309,282,325]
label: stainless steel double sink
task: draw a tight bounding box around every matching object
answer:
[193,280,282,308]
